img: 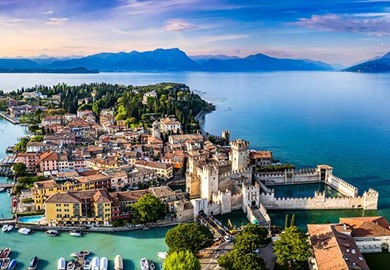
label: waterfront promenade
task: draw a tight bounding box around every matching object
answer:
[0,112,19,124]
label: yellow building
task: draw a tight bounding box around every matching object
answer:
[45,189,112,226]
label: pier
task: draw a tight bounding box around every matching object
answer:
[0,183,15,189]
[0,112,19,124]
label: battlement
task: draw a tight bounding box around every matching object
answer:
[364,188,379,197]
[230,139,249,150]
[220,166,252,178]
[199,163,219,174]
[294,168,317,175]
[327,174,358,191]
[218,160,231,167]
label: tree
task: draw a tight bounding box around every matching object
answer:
[290,213,296,227]
[164,250,201,270]
[12,162,27,176]
[234,224,269,252]
[218,249,266,270]
[165,223,213,253]
[131,194,166,224]
[274,226,311,269]
[285,214,290,230]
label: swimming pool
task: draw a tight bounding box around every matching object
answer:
[18,215,44,223]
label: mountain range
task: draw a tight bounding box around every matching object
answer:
[0,48,335,73]
[344,52,390,73]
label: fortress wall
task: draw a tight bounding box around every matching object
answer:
[231,193,243,211]
[327,174,358,197]
[218,178,233,192]
[292,172,320,183]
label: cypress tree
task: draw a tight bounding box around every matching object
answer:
[285,214,289,230]
[290,213,296,227]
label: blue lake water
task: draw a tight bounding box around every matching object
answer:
[0,71,389,261]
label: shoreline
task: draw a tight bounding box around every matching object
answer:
[0,111,20,124]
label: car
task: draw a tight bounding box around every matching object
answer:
[223,235,231,242]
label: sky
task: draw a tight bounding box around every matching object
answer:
[1,0,390,65]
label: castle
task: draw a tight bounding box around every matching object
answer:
[186,137,379,223]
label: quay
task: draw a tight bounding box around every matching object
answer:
[0,111,19,124]
[0,183,14,188]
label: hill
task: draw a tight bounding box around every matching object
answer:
[344,52,390,73]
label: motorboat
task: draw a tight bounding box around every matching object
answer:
[0,248,10,259]
[66,259,76,270]
[18,228,31,235]
[140,257,149,270]
[99,257,108,270]
[149,261,156,270]
[114,255,123,270]
[57,257,66,270]
[28,256,39,270]
[0,188,5,192]
[6,225,13,232]
[83,258,92,270]
[71,250,89,258]
[45,230,59,236]
[70,230,82,237]
[8,259,17,270]
[91,257,100,270]
[1,225,7,232]
[1,258,10,270]
[157,252,167,259]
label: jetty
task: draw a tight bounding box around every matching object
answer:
[0,112,19,124]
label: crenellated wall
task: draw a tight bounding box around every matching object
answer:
[326,174,358,197]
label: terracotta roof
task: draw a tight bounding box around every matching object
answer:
[250,150,273,159]
[116,190,152,201]
[35,179,59,189]
[339,216,390,237]
[150,186,175,198]
[93,189,112,203]
[40,152,58,162]
[135,160,172,170]
[161,117,181,126]
[308,224,370,270]
[46,192,81,204]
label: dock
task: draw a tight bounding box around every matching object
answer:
[0,112,19,124]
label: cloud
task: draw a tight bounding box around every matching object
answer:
[41,10,54,15]
[47,17,68,26]
[0,18,25,27]
[164,19,196,31]
[293,14,390,36]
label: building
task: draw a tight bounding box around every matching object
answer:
[39,152,59,175]
[250,150,273,167]
[134,161,173,180]
[142,91,157,105]
[160,117,182,133]
[169,134,203,145]
[15,152,40,172]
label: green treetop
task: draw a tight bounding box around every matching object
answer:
[163,250,201,270]
[131,194,166,224]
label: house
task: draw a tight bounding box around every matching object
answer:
[39,152,59,175]
[169,134,203,145]
[103,170,128,191]
[42,115,63,127]
[142,91,157,105]
[15,152,40,172]
[160,117,182,133]
[134,160,173,180]
[250,150,273,167]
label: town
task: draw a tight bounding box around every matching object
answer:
[0,82,386,270]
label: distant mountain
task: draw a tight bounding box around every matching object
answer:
[199,53,334,71]
[0,48,335,72]
[345,52,390,73]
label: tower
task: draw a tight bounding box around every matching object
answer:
[231,139,249,171]
[152,120,160,139]
[222,130,230,145]
[199,164,219,200]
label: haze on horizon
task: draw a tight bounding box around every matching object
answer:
[1,0,390,65]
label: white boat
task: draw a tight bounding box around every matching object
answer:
[140,258,149,270]
[99,257,108,270]
[114,255,123,270]
[157,252,167,259]
[70,230,82,237]
[66,260,76,270]
[28,256,39,270]
[1,225,7,232]
[149,261,156,270]
[83,259,92,270]
[57,257,66,270]
[18,228,31,235]
[1,258,10,270]
[6,225,13,231]
[0,188,5,192]
[45,230,59,236]
[91,257,99,270]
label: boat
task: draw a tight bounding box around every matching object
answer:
[45,230,59,236]
[71,250,89,257]
[70,230,82,237]
[66,259,76,270]
[0,188,5,192]
[1,225,8,232]
[149,261,156,270]
[114,255,123,270]
[7,259,17,270]
[99,257,108,270]
[1,258,10,270]
[7,189,11,196]
[57,257,66,270]
[91,257,99,270]
[83,258,92,270]
[6,225,13,232]
[157,252,167,260]
[18,228,31,235]
[0,248,10,259]
[140,258,149,270]
[28,256,39,270]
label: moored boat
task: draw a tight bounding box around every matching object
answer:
[57,257,66,270]
[6,225,13,232]
[71,250,89,257]
[99,257,108,270]
[0,248,10,259]
[140,258,149,270]
[157,252,167,259]
[8,259,17,270]
[91,257,100,270]
[149,261,156,270]
[18,228,31,235]
[28,256,39,270]
[66,259,76,270]
[83,258,92,270]
[1,225,7,232]
[70,230,82,237]
[45,230,59,236]
[114,255,123,270]
[0,187,5,192]
[0,258,10,270]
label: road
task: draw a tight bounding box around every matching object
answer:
[199,241,234,270]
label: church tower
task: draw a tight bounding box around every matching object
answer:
[152,120,160,139]
[231,139,249,171]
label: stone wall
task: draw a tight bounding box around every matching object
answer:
[326,174,358,197]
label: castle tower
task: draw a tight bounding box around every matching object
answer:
[199,164,219,200]
[222,130,230,144]
[152,120,160,138]
[231,139,249,171]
